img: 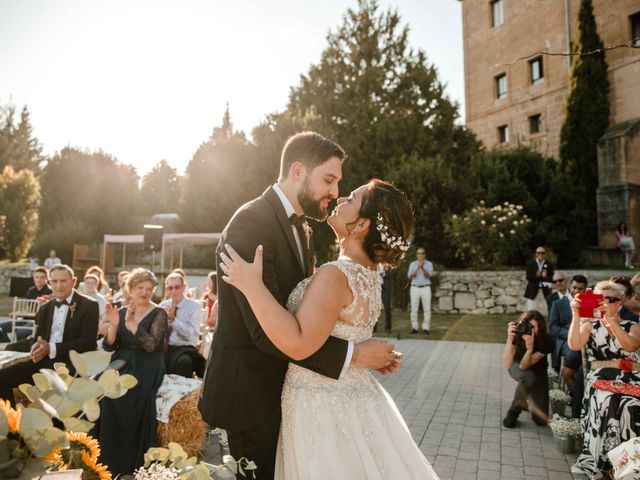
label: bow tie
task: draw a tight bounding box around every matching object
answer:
[54,299,69,308]
[289,214,306,228]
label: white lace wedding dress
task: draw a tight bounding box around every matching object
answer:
[274,259,439,479]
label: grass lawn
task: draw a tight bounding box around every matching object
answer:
[373,309,514,344]
[0,295,513,344]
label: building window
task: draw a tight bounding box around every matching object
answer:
[491,0,504,27]
[632,12,640,46]
[529,114,542,134]
[495,73,507,99]
[498,125,509,143]
[530,57,544,84]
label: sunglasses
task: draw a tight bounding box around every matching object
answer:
[604,296,621,304]
[553,279,565,284]
[536,251,546,255]
[165,285,183,290]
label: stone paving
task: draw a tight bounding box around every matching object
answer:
[375,339,582,480]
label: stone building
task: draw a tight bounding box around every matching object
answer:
[459,0,640,257]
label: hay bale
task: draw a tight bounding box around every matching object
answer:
[157,389,208,457]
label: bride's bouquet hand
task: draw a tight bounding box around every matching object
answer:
[221,244,264,293]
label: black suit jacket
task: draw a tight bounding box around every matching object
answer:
[524,259,554,300]
[34,291,99,364]
[546,291,561,313]
[199,187,349,432]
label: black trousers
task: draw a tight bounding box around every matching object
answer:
[381,284,392,331]
[0,357,53,406]
[166,345,205,378]
[508,364,549,422]
[226,407,281,480]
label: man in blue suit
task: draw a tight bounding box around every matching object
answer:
[549,274,587,393]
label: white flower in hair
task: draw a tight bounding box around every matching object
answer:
[376,213,410,252]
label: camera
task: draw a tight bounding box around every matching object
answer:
[512,320,533,345]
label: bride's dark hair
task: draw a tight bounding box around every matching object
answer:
[355,179,415,268]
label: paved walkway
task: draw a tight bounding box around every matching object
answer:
[375,339,581,480]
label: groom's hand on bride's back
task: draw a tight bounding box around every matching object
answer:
[351,339,403,376]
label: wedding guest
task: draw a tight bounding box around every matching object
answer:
[160,273,205,378]
[25,267,52,299]
[43,249,61,268]
[616,222,636,269]
[377,264,394,333]
[632,273,640,302]
[0,264,99,405]
[111,270,130,307]
[83,274,107,321]
[79,266,110,296]
[545,272,567,313]
[502,310,553,428]
[570,281,640,478]
[611,275,640,320]
[202,271,218,328]
[407,247,433,334]
[98,268,168,475]
[523,246,554,316]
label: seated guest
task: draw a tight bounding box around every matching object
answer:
[0,265,99,405]
[98,268,168,476]
[79,266,110,296]
[83,274,107,321]
[611,275,640,321]
[111,270,130,307]
[201,271,218,328]
[549,274,587,392]
[26,266,52,299]
[546,272,567,314]
[160,273,205,378]
[502,310,553,428]
[570,281,640,478]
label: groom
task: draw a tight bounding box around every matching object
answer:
[199,132,401,479]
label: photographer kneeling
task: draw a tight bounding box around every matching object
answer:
[502,310,553,428]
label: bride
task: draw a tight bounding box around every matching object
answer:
[220,179,439,479]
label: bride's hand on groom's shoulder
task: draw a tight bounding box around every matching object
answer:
[351,338,402,375]
[220,244,264,293]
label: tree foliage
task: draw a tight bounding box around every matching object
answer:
[559,0,609,244]
[35,147,140,261]
[140,160,180,215]
[0,104,43,172]
[0,166,41,261]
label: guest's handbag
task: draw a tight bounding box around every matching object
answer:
[593,379,640,398]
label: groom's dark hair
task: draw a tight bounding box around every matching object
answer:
[278,132,346,181]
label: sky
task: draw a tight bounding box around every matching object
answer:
[0,0,464,175]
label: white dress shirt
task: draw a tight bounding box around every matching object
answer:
[272,183,354,377]
[47,292,75,359]
[160,296,202,347]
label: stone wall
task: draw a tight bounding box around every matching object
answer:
[434,269,625,314]
[0,264,33,294]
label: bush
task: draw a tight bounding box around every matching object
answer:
[33,217,96,265]
[445,200,532,268]
[0,166,41,261]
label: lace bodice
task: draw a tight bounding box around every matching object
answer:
[286,258,382,343]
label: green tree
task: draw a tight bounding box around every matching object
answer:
[0,104,43,172]
[180,107,260,232]
[263,0,480,263]
[34,147,141,261]
[140,160,180,215]
[559,0,609,244]
[0,166,41,261]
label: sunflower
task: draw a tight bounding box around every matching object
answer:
[0,399,22,433]
[67,431,101,461]
[80,449,112,480]
[42,447,63,464]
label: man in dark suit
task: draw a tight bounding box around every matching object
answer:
[199,132,400,479]
[0,264,99,405]
[376,265,394,332]
[546,272,568,314]
[549,274,587,391]
[524,246,554,316]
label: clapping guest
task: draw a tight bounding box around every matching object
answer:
[570,281,640,478]
[160,273,206,378]
[0,265,99,405]
[98,268,168,476]
[111,270,130,307]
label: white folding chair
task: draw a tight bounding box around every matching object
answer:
[9,297,39,342]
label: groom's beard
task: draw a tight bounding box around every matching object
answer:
[298,179,332,221]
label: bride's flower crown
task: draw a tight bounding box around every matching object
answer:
[376,213,410,252]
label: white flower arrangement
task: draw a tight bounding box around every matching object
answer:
[549,389,571,403]
[549,414,582,438]
[547,368,559,381]
[135,463,180,480]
